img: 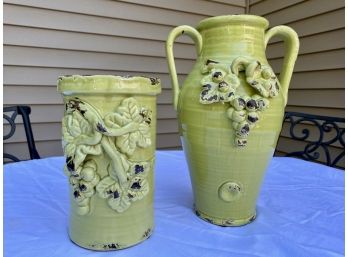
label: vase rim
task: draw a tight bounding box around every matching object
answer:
[57,75,161,95]
[196,15,269,31]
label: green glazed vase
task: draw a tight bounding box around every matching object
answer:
[57,75,161,250]
[166,15,299,226]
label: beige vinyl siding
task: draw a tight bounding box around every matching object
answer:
[4,0,345,168]
[250,0,345,168]
[3,0,246,160]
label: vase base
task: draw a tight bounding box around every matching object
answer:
[68,228,153,251]
[194,208,256,227]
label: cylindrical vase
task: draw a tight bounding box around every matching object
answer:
[57,75,161,250]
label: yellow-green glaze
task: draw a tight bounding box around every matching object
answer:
[57,75,161,250]
[166,15,299,226]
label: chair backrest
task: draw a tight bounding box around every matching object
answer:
[3,106,40,162]
[282,111,344,169]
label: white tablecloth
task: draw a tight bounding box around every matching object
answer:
[4,151,344,257]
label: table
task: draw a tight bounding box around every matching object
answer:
[4,151,344,257]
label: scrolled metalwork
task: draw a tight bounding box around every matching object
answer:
[282,112,344,169]
[3,106,40,162]
[3,111,17,140]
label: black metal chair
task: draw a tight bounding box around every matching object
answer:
[281,111,344,169]
[3,106,40,162]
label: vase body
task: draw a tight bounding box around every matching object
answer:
[166,15,299,226]
[58,75,161,249]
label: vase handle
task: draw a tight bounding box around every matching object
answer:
[265,25,299,106]
[166,25,203,111]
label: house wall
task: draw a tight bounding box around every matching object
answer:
[4,0,345,168]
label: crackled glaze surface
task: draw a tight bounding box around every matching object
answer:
[166,15,299,226]
[58,75,160,250]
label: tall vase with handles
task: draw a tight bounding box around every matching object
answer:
[166,15,299,226]
[58,75,161,249]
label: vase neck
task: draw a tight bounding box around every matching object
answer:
[199,25,268,63]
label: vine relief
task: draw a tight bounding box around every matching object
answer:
[62,97,153,215]
[199,57,279,147]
